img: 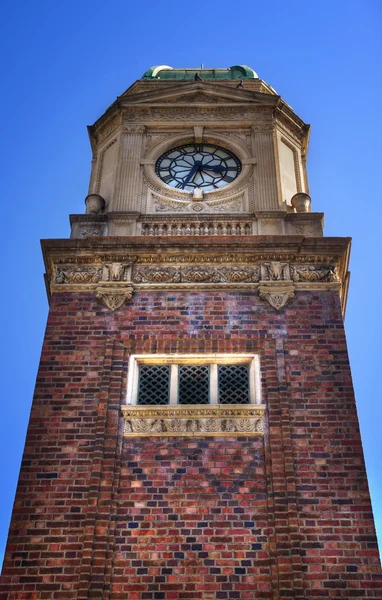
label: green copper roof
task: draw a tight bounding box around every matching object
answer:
[141,65,258,80]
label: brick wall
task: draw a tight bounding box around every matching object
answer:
[1,290,381,598]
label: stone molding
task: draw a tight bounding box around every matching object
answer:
[121,404,266,437]
[52,261,340,288]
[51,258,342,312]
[43,236,350,313]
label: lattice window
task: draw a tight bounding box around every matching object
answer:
[218,364,249,404]
[179,365,209,404]
[138,365,170,405]
[127,355,260,407]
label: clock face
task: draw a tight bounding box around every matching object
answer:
[155,144,242,191]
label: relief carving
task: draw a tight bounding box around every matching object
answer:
[291,265,340,283]
[121,405,265,437]
[258,285,295,310]
[182,267,221,283]
[293,224,316,236]
[132,265,261,284]
[124,107,269,122]
[81,226,103,238]
[123,124,146,134]
[262,261,289,281]
[55,266,102,284]
[152,194,244,214]
[218,266,260,283]
[102,262,130,282]
[95,286,133,311]
[154,198,187,213]
[133,267,181,283]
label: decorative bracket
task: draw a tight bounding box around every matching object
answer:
[95,285,133,311]
[258,282,295,310]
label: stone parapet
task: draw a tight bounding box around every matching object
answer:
[70,211,324,239]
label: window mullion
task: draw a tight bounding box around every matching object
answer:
[209,364,218,404]
[169,364,178,405]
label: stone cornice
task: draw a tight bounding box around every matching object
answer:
[42,235,351,315]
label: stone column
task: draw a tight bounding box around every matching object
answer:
[87,154,99,195]
[252,125,280,210]
[112,124,145,212]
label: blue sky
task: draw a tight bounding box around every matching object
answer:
[1,0,381,567]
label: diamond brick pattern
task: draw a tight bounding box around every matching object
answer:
[1,290,381,599]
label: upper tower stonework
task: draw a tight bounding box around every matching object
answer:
[73,65,318,241]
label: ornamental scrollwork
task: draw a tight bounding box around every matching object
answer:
[291,265,340,283]
[133,267,181,284]
[182,267,221,283]
[218,266,260,283]
[132,265,261,284]
[55,266,102,284]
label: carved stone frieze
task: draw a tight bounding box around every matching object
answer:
[291,265,339,283]
[95,286,133,311]
[122,107,273,122]
[55,266,102,284]
[258,284,295,310]
[123,124,146,134]
[132,265,261,284]
[219,266,261,283]
[251,124,274,133]
[134,267,181,284]
[121,405,265,437]
[182,267,221,283]
[154,198,188,213]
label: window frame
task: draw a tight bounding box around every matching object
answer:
[126,354,261,406]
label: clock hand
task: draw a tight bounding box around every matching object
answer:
[182,162,202,188]
[200,164,227,173]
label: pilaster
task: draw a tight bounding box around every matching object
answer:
[112,124,145,212]
[252,125,280,210]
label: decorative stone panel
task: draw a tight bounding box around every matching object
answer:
[121,404,265,437]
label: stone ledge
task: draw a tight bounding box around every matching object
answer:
[121,404,265,437]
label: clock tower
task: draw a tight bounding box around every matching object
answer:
[1,65,381,599]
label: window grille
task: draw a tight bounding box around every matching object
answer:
[128,355,259,407]
[179,365,209,404]
[138,365,170,405]
[218,364,249,404]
